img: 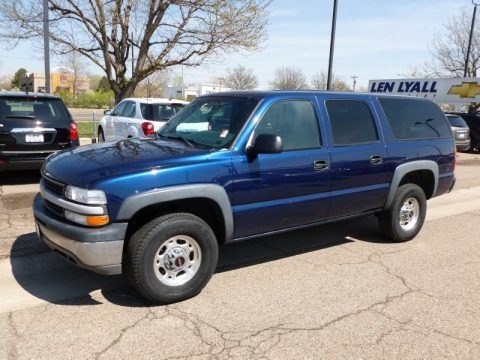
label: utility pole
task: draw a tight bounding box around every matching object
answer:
[131,32,135,78]
[465,1,480,77]
[43,0,51,93]
[327,0,338,91]
[351,75,357,92]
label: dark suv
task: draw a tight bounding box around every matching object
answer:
[0,92,79,171]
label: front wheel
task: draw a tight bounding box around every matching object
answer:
[125,213,218,304]
[378,184,426,242]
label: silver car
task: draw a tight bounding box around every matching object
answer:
[446,114,470,152]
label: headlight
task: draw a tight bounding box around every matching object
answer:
[64,185,107,205]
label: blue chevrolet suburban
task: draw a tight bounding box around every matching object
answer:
[33,91,456,303]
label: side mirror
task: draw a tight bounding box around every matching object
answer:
[247,133,283,158]
[104,109,112,115]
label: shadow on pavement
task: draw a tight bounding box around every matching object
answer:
[0,170,41,185]
[9,215,386,308]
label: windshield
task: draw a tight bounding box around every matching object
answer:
[0,97,69,125]
[158,96,259,149]
[447,116,468,128]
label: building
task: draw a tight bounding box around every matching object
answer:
[163,83,232,101]
[21,69,89,94]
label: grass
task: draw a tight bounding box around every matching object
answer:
[76,121,95,138]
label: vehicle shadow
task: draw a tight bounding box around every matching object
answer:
[9,215,387,308]
[0,170,41,185]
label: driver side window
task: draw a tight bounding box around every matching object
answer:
[253,100,322,151]
[112,101,126,116]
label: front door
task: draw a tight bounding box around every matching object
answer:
[232,99,331,239]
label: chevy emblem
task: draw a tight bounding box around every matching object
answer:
[447,82,480,98]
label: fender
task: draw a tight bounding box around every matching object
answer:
[385,160,438,209]
[127,125,140,138]
[117,184,234,241]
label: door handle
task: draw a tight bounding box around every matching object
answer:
[370,155,383,165]
[314,160,329,171]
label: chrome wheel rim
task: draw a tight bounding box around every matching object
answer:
[153,235,202,286]
[399,197,419,231]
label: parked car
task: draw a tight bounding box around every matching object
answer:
[34,91,455,303]
[446,112,480,151]
[98,98,188,142]
[445,114,470,152]
[0,92,79,171]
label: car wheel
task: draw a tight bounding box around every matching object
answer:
[125,213,218,304]
[98,127,105,142]
[378,184,426,242]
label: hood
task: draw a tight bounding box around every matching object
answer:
[44,137,209,187]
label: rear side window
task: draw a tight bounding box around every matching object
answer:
[379,98,451,139]
[326,100,378,146]
[0,97,69,125]
[140,103,185,121]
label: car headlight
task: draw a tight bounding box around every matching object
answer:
[64,185,107,205]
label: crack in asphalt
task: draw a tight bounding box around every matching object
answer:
[7,312,19,359]
[94,307,157,359]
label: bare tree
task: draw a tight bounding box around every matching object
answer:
[311,72,350,91]
[270,67,307,90]
[61,52,88,95]
[430,7,480,78]
[0,74,12,90]
[223,65,258,90]
[0,0,271,104]
[134,70,171,98]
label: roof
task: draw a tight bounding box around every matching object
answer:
[0,91,60,99]
[122,97,189,104]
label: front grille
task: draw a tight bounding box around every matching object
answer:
[44,199,64,217]
[43,176,64,196]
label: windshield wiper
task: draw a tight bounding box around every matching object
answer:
[157,133,195,148]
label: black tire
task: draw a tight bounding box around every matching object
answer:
[98,127,105,142]
[125,213,218,304]
[378,184,427,242]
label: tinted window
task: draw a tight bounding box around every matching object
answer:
[379,98,451,139]
[0,97,69,125]
[140,103,185,121]
[326,100,378,146]
[159,96,258,149]
[447,116,468,128]
[253,100,321,151]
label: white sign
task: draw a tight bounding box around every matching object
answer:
[368,78,480,104]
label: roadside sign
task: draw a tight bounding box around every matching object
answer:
[368,78,480,105]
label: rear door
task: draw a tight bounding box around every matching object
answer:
[0,96,71,152]
[323,98,389,218]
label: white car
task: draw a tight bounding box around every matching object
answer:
[98,98,188,142]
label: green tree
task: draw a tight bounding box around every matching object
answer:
[11,68,27,88]
[97,76,111,92]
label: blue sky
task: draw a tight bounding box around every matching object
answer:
[0,0,469,89]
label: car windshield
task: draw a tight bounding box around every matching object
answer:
[447,116,468,127]
[140,103,185,121]
[158,96,259,149]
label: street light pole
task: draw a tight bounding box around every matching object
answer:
[43,0,51,93]
[327,0,338,91]
[464,0,480,77]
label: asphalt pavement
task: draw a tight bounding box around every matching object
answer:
[0,151,479,359]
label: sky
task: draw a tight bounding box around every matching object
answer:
[0,0,470,90]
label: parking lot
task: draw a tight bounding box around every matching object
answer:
[0,152,479,359]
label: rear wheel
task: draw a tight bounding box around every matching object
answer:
[125,213,218,304]
[378,184,426,242]
[98,127,105,142]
